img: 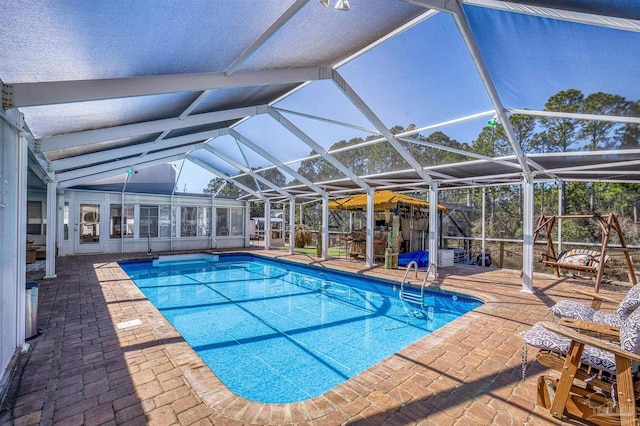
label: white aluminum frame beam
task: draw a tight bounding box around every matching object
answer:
[321,195,329,260]
[534,159,640,176]
[289,197,296,255]
[265,201,271,250]
[202,144,291,198]
[226,0,311,75]
[365,189,375,267]
[187,155,265,200]
[463,0,640,33]
[7,67,332,108]
[522,178,535,293]
[45,178,58,279]
[223,109,501,185]
[272,107,380,134]
[330,70,435,185]
[50,129,223,171]
[428,183,439,279]
[398,136,524,170]
[58,154,184,189]
[449,3,533,179]
[267,107,372,192]
[229,129,328,196]
[264,8,440,111]
[140,89,216,155]
[404,0,532,179]
[57,143,203,182]
[508,108,640,125]
[41,105,265,151]
[267,106,376,263]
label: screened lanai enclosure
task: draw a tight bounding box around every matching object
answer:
[1,0,640,393]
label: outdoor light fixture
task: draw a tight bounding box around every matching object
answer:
[318,0,351,10]
[487,114,499,127]
[334,0,351,10]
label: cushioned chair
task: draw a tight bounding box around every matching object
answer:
[550,284,640,327]
[522,308,640,425]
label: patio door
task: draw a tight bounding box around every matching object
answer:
[76,203,103,253]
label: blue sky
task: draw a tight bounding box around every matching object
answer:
[177,7,640,194]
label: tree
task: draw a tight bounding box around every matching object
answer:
[509,114,538,153]
[579,92,628,151]
[203,177,240,197]
[470,124,510,157]
[535,89,584,153]
[617,99,640,149]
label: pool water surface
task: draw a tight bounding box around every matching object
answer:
[120,253,481,403]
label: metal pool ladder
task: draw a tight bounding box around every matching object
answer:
[399,261,436,308]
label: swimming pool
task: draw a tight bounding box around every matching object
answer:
[120,253,481,403]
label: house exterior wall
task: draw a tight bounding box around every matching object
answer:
[58,190,247,255]
[0,109,26,382]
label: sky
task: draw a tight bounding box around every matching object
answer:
[176,6,640,194]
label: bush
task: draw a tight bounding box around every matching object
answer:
[294,225,312,248]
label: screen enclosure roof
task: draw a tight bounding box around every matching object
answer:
[1,0,639,202]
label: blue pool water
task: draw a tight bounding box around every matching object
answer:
[120,253,481,403]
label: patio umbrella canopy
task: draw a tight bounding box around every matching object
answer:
[328,190,447,213]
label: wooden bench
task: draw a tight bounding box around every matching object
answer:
[540,248,610,275]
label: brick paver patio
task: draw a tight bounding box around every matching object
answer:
[1,249,626,425]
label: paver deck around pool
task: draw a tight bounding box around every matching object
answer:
[1,249,628,425]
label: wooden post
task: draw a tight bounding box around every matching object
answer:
[612,213,638,285]
[550,340,585,419]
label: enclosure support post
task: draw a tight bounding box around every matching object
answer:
[481,187,486,267]
[299,204,303,227]
[557,181,563,254]
[289,197,295,255]
[428,183,439,280]
[366,190,374,267]
[264,201,271,250]
[245,201,250,248]
[522,179,535,293]
[322,195,329,260]
[45,178,57,279]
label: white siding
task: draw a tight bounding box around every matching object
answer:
[0,109,26,379]
[61,190,247,255]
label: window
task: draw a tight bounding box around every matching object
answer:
[181,207,197,236]
[63,202,69,240]
[159,205,172,238]
[180,206,210,237]
[140,205,159,238]
[198,207,210,237]
[216,208,229,236]
[110,204,134,238]
[27,201,44,234]
[230,208,244,236]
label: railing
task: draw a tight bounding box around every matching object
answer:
[399,261,423,306]
[399,261,438,308]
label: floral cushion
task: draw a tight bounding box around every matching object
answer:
[559,252,592,266]
[550,300,595,321]
[616,283,640,321]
